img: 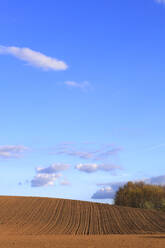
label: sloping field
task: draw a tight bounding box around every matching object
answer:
[0,196,165,235]
[1,234,165,248]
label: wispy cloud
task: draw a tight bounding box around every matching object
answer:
[64,81,90,90]
[60,179,70,186]
[52,143,122,161]
[145,143,165,152]
[76,163,121,173]
[18,180,29,186]
[0,145,28,158]
[0,45,68,71]
[155,0,165,4]
[31,163,70,187]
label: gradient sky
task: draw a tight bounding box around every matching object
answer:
[0,0,165,203]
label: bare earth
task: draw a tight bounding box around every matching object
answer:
[0,234,165,248]
[0,196,165,247]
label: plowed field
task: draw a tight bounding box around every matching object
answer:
[0,196,165,235]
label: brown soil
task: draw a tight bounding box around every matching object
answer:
[0,196,165,247]
[0,196,165,235]
[0,234,165,248]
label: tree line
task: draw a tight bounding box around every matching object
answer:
[114,181,165,211]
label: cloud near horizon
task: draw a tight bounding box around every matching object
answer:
[0,45,68,71]
[146,175,165,185]
[0,145,28,158]
[92,175,165,199]
[92,187,115,199]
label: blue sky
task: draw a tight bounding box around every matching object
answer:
[0,0,165,203]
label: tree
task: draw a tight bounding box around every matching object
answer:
[114,181,165,211]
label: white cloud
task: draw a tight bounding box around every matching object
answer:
[92,182,126,199]
[75,163,121,173]
[92,187,115,199]
[0,145,28,158]
[64,81,90,90]
[155,0,165,4]
[76,163,98,173]
[31,163,70,187]
[0,45,68,71]
[36,163,70,174]
[31,173,61,187]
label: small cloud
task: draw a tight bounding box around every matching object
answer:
[60,179,70,186]
[0,45,68,71]
[66,151,94,160]
[99,164,122,171]
[36,163,70,174]
[76,163,98,173]
[92,187,115,199]
[31,163,70,187]
[0,145,28,158]
[95,148,122,160]
[75,163,121,173]
[31,173,61,187]
[155,0,165,4]
[97,181,125,190]
[145,143,165,152]
[64,81,90,90]
[18,180,30,186]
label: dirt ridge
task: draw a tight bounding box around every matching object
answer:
[0,196,165,235]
